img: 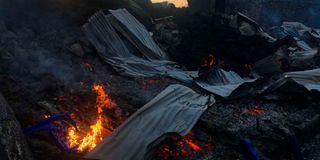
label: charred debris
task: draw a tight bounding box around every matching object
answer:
[0,0,320,160]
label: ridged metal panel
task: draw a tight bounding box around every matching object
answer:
[85,84,214,160]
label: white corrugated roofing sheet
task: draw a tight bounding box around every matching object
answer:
[85,84,214,160]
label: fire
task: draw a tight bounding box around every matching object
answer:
[44,115,51,119]
[184,139,202,151]
[200,54,216,70]
[66,84,116,152]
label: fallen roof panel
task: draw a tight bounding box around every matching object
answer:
[83,9,194,83]
[109,9,168,60]
[263,68,320,93]
[195,68,257,98]
[85,84,214,160]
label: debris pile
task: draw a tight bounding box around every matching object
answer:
[0,1,320,160]
[153,16,180,52]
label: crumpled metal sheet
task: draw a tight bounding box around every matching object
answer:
[83,9,194,83]
[229,12,276,42]
[276,22,318,39]
[85,84,214,160]
[270,22,320,50]
[251,56,282,77]
[195,68,257,98]
[263,68,320,93]
[289,49,318,68]
[83,9,259,97]
[83,11,132,59]
[270,22,319,69]
[109,9,167,60]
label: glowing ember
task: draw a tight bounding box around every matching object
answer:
[200,54,216,70]
[44,115,51,119]
[184,139,202,151]
[66,84,117,152]
[157,131,213,159]
[244,106,265,116]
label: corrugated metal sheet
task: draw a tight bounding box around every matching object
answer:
[195,68,257,97]
[85,84,214,160]
[83,9,194,83]
[284,69,320,91]
[109,9,167,60]
[263,68,320,93]
[83,11,132,58]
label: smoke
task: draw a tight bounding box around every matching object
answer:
[0,0,89,91]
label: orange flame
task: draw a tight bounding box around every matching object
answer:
[66,84,116,152]
[200,54,216,69]
[181,132,203,152]
[184,139,202,151]
[44,115,51,119]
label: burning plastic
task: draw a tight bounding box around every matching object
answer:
[23,113,78,152]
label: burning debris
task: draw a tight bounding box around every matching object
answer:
[1,1,320,160]
[22,84,122,153]
[65,84,117,152]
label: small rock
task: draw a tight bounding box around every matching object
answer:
[68,43,85,57]
[37,101,60,115]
